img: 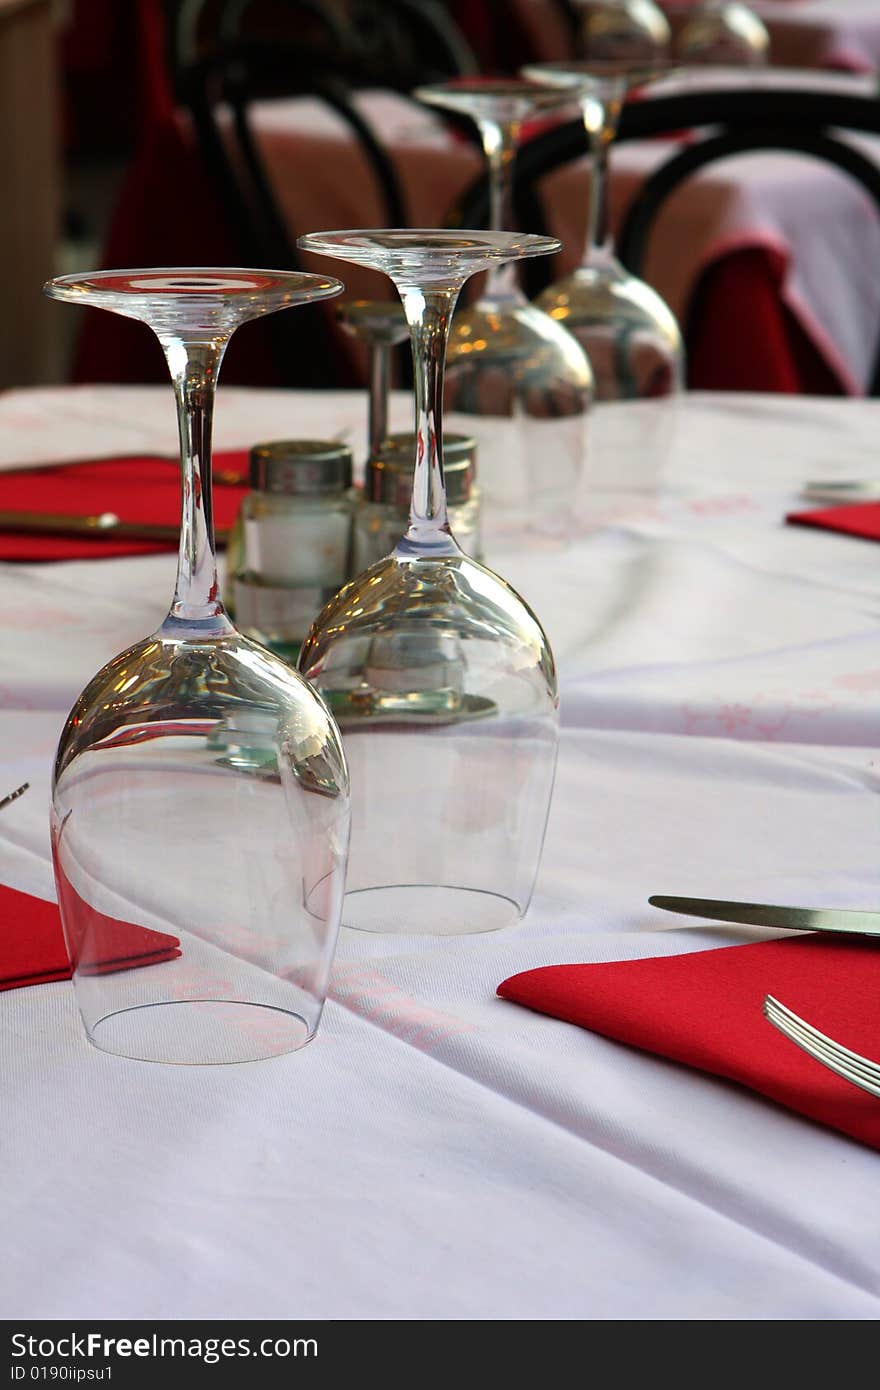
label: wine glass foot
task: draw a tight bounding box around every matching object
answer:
[342,884,521,935]
[86,999,315,1065]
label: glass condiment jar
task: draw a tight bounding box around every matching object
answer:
[226,438,354,662]
[351,431,482,573]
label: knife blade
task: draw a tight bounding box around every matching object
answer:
[0,510,229,545]
[648,895,880,939]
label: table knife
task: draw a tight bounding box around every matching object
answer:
[648,894,880,939]
[0,456,245,486]
[0,509,229,545]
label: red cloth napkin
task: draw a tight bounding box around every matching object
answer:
[1,878,180,990]
[498,936,880,1150]
[787,500,880,544]
[0,451,249,561]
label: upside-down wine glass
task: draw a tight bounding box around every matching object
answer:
[297,231,561,935]
[43,268,351,1064]
[675,2,769,67]
[523,60,684,403]
[414,80,594,529]
[578,0,671,62]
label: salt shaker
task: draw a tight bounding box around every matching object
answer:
[351,431,482,573]
[227,439,354,661]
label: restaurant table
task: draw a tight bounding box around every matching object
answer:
[2,384,880,1319]
[78,71,880,397]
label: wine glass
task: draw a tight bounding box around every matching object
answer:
[414,80,594,529]
[579,0,671,62]
[43,268,351,1064]
[675,2,769,67]
[296,231,561,936]
[337,298,409,462]
[522,60,685,404]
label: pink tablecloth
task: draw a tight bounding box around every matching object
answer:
[753,1,880,72]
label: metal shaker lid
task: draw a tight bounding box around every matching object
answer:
[366,431,477,508]
[249,439,353,495]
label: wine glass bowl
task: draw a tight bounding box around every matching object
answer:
[579,0,671,63]
[539,252,683,400]
[298,547,559,934]
[675,3,770,67]
[43,268,351,1064]
[297,230,561,935]
[442,291,597,416]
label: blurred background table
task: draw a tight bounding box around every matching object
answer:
[516,1,880,73]
[742,1,880,73]
[58,2,880,399]
[79,82,880,395]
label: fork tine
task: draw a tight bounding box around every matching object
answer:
[765,996,880,1081]
[0,782,29,811]
[772,1017,878,1089]
[764,996,880,1099]
[764,997,856,1070]
[769,1011,880,1089]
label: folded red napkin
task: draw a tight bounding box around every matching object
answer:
[787,499,880,544]
[498,936,880,1150]
[1,878,180,990]
[0,451,249,561]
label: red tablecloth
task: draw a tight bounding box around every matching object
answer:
[0,451,249,561]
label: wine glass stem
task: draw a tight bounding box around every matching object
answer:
[481,118,521,299]
[161,336,230,630]
[368,341,390,460]
[579,95,623,267]
[398,285,459,549]
[586,138,611,256]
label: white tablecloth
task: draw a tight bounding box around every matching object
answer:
[1,386,880,1320]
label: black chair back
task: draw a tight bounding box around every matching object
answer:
[172,0,476,385]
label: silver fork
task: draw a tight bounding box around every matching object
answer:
[0,782,28,810]
[763,995,880,1099]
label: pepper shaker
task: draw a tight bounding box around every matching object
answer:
[351,431,482,573]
